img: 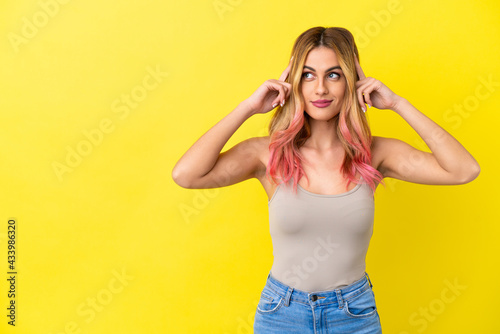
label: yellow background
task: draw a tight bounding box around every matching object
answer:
[1,0,499,333]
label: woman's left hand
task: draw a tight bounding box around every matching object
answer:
[354,54,402,112]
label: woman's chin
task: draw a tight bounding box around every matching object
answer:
[304,110,341,122]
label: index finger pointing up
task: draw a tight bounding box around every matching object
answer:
[279,56,293,82]
[354,54,366,80]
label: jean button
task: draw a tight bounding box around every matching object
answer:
[311,294,317,301]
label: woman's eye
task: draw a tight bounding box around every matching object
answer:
[302,72,340,79]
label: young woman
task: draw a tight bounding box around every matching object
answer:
[172,26,480,333]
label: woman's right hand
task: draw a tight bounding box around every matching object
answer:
[244,57,293,115]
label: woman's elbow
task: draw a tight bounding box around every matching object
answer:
[172,165,193,188]
[461,163,481,184]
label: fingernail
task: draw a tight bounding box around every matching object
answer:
[362,106,366,112]
[280,100,284,107]
[272,102,278,108]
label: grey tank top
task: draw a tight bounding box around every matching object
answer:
[268,175,375,292]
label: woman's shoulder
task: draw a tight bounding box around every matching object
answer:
[371,135,405,156]
[370,135,409,175]
[255,135,271,158]
[249,135,271,150]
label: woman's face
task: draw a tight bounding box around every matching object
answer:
[300,46,346,121]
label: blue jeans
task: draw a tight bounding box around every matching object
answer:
[254,271,382,333]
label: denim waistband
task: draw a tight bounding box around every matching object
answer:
[264,270,374,309]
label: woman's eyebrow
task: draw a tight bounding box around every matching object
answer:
[303,65,342,72]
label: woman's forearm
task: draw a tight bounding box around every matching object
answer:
[172,101,255,186]
[391,97,480,179]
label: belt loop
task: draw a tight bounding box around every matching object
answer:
[284,287,293,307]
[335,289,343,309]
[365,272,373,288]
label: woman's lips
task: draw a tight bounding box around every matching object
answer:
[311,100,332,108]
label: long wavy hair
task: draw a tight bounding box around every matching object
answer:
[266,26,385,194]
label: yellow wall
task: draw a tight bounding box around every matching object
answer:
[1,0,498,333]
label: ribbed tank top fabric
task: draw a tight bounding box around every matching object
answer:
[267,176,375,292]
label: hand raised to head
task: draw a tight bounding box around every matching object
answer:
[243,56,293,115]
[354,54,401,112]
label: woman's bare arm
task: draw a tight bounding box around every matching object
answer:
[354,55,480,185]
[376,99,480,184]
[171,101,261,189]
[172,57,293,189]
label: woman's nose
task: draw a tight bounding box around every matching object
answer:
[315,79,328,94]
